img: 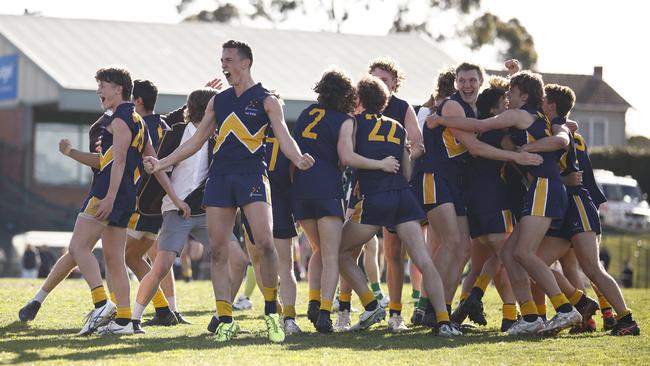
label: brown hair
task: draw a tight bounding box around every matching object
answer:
[435,67,457,100]
[544,84,576,117]
[95,66,132,101]
[368,57,406,93]
[222,39,253,67]
[357,75,389,114]
[314,69,356,114]
[510,70,544,108]
[455,62,484,83]
[476,76,509,119]
[184,88,217,123]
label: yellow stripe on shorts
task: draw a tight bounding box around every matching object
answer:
[423,173,436,205]
[531,178,548,217]
[573,195,592,232]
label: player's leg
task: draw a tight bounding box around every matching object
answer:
[299,219,322,326]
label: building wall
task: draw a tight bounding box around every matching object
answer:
[0,106,29,183]
[570,108,626,147]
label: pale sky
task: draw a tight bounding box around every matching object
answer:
[2,0,649,137]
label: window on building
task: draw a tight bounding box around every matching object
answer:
[34,123,92,185]
[582,119,608,147]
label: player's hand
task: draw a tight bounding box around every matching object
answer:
[514,152,543,166]
[380,156,400,173]
[59,139,72,156]
[175,200,191,219]
[425,113,441,129]
[505,59,521,75]
[93,196,115,221]
[565,171,583,186]
[295,153,315,170]
[205,78,224,91]
[143,156,160,174]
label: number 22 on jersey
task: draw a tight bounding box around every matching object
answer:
[367,114,400,145]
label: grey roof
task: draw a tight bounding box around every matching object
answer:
[0,14,456,104]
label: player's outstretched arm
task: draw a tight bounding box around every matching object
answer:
[454,129,543,166]
[59,139,100,169]
[265,95,314,170]
[520,124,570,153]
[337,119,399,173]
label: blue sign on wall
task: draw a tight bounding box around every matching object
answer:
[0,54,18,101]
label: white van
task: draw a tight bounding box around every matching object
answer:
[594,170,650,232]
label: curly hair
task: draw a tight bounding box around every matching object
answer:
[313,69,356,114]
[477,76,510,119]
[434,67,457,100]
[368,57,406,93]
[95,66,132,101]
[357,75,389,114]
[510,70,544,108]
[184,88,217,123]
[544,84,576,117]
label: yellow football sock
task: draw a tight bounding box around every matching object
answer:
[116,307,132,320]
[309,289,321,302]
[284,305,296,318]
[216,300,233,318]
[436,311,450,323]
[91,286,108,305]
[536,303,547,316]
[569,289,584,306]
[615,309,631,321]
[262,287,278,302]
[389,302,402,312]
[550,293,570,311]
[598,293,611,310]
[339,293,352,302]
[320,300,333,312]
[359,290,375,307]
[521,301,537,317]
[109,292,117,304]
[473,275,491,294]
[152,289,169,309]
[276,301,283,316]
[503,303,518,321]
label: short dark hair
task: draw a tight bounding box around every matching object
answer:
[184,88,217,123]
[455,62,484,82]
[544,84,576,118]
[357,75,389,114]
[313,69,356,114]
[510,70,544,108]
[368,57,406,93]
[222,39,253,67]
[133,79,158,112]
[477,76,509,119]
[95,66,132,101]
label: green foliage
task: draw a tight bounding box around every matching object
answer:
[1,279,649,365]
[590,146,650,196]
[627,135,650,149]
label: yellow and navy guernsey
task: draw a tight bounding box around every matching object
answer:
[241,127,297,243]
[82,102,149,227]
[466,129,515,239]
[417,92,474,215]
[510,104,566,220]
[292,103,349,220]
[128,114,169,234]
[575,132,607,208]
[547,116,601,239]
[202,83,273,208]
[350,112,424,229]
[347,95,409,210]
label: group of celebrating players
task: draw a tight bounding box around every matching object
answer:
[17,39,640,342]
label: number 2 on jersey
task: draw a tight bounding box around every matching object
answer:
[302,107,325,140]
[368,115,400,145]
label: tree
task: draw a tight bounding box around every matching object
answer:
[177,0,537,67]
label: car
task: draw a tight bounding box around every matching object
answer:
[594,170,650,232]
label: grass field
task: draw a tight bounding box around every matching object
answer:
[1,279,648,366]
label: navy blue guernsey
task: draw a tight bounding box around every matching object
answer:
[143,114,168,150]
[421,92,475,179]
[293,103,349,199]
[552,117,584,195]
[509,104,561,180]
[210,83,272,176]
[354,112,408,195]
[466,129,510,213]
[383,95,409,125]
[89,102,149,213]
[575,132,607,207]
[265,128,291,192]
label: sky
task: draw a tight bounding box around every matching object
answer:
[2,0,649,137]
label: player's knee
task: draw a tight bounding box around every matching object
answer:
[209,244,229,264]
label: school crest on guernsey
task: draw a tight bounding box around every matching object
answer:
[213,112,266,154]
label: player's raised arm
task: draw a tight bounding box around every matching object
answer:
[265,94,314,170]
[337,118,399,173]
[146,96,217,174]
[59,139,100,169]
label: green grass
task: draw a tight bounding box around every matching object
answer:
[1,279,648,365]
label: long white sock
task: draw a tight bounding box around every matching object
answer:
[33,289,49,304]
[132,302,146,321]
[166,296,177,312]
